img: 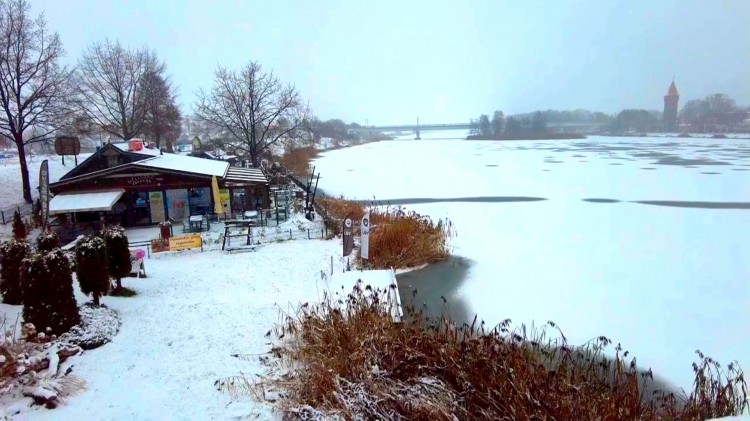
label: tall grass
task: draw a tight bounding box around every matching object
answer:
[318,197,454,269]
[279,147,319,177]
[261,286,747,420]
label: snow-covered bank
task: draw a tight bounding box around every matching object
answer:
[0,154,92,210]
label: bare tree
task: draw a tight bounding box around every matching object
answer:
[194,61,309,166]
[76,40,164,141]
[139,72,181,152]
[0,0,72,202]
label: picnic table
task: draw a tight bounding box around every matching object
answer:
[188,215,210,232]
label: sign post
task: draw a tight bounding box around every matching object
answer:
[39,160,49,230]
[361,211,370,260]
[342,214,354,257]
[54,136,81,166]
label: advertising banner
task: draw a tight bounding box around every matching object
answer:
[166,189,189,220]
[151,238,170,253]
[343,214,354,257]
[219,189,231,213]
[149,191,165,222]
[169,234,202,252]
[39,160,49,229]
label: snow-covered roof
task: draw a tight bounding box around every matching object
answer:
[110,142,162,156]
[49,189,125,214]
[136,154,229,178]
[224,166,268,185]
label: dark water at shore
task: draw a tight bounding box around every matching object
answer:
[397,256,683,397]
[396,255,474,324]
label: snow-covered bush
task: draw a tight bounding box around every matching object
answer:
[75,236,109,305]
[0,239,31,304]
[100,225,131,292]
[60,303,120,350]
[35,231,60,254]
[1,323,84,411]
[21,249,80,336]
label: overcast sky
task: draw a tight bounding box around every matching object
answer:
[33,0,750,125]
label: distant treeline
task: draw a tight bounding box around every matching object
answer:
[470,93,749,137]
[466,133,585,141]
[470,109,610,139]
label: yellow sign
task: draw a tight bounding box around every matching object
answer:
[212,176,223,215]
[168,234,202,251]
[219,189,230,212]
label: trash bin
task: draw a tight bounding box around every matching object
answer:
[160,223,171,239]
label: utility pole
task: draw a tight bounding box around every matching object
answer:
[415,118,421,140]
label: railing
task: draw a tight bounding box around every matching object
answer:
[49,221,104,244]
[0,202,33,225]
[253,226,328,244]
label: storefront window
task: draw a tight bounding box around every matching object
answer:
[128,191,151,226]
[188,187,211,215]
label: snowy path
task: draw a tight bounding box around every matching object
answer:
[22,240,345,420]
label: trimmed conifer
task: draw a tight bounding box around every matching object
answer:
[36,230,61,253]
[21,249,80,335]
[0,239,31,304]
[12,209,26,240]
[101,225,131,291]
[75,235,109,305]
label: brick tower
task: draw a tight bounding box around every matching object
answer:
[663,79,679,132]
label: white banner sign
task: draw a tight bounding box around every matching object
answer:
[361,211,370,259]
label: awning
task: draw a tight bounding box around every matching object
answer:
[49,189,125,214]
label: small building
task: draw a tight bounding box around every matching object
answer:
[48,141,269,241]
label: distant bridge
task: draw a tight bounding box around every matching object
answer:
[351,123,472,132]
[352,121,606,134]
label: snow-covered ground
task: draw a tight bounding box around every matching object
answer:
[2,232,354,419]
[313,133,750,392]
[0,153,92,210]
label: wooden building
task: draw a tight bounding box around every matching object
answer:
[48,141,269,241]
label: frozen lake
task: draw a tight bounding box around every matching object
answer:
[313,130,750,391]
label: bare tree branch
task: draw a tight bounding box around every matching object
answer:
[0,0,73,202]
[193,60,308,166]
[139,71,181,152]
[75,40,164,141]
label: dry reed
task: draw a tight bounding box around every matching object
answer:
[256,286,748,420]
